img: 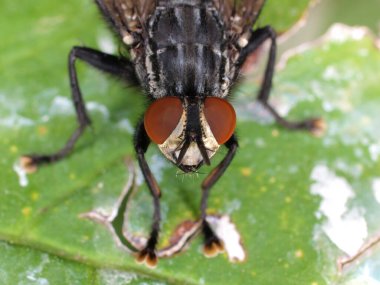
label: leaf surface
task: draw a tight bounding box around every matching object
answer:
[1,0,380,284]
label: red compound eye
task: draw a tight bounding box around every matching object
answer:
[204,97,236,144]
[144,97,183,144]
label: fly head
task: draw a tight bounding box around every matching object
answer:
[144,96,236,172]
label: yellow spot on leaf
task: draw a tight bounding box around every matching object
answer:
[208,208,217,214]
[22,207,32,217]
[240,167,252,177]
[81,235,89,243]
[285,196,292,203]
[269,176,276,184]
[311,282,319,285]
[271,129,280,137]
[260,186,267,193]
[10,145,18,153]
[69,173,76,180]
[38,126,48,135]
[184,211,193,218]
[251,272,257,277]
[161,237,170,247]
[213,197,222,205]
[31,192,39,201]
[295,249,304,258]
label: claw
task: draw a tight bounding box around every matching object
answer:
[19,156,38,173]
[203,238,224,258]
[135,248,158,268]
[309,118,327,137]
[202,220,224,258]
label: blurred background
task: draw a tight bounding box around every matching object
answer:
[281,0,380,51]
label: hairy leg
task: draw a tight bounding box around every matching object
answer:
[238,26,323,133]
[134,120,161,267]
[23,46,138,170]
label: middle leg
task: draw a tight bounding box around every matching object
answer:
[238,26,324,133]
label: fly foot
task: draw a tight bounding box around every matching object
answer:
[202,221,224,258]
[20,155,40,173]
[307,118,326,137]
[136,247,158,268]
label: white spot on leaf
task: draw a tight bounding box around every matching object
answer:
[369,144,380,161]
[225,199,241,215]
[372,179,380,204]
[344,264,380,285]
[49,96,73,115]
[13,161,29,187]
[0,92,35,127]
[99,269,137,285]
[278,24,371,70]
[322,66,340,81]
[327,24,367,43]
[19,254,50,285]
[49,96,109,120]
[0,115,34,128]
[117,118,134,134]
[310,165,368,256]
[87,102,110,120]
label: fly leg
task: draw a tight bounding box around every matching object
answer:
[134,121,161,267]
[22,46,138,171]
[200,135,238,257]
[238,26,324,134]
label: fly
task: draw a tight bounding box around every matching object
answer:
[22,0,323,266]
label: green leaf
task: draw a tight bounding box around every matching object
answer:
[0,241,94,285]
[1,0,380,284]
[0,241,170,285]
[260,0,311,32]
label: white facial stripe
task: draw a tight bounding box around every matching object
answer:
[157,106,220,167]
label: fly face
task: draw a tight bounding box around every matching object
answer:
[144,96,236,172]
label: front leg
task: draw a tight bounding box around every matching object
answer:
[238,26,324,134]
[201,135,238,257]
[22,46,138,171]
[134,120,161,267]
